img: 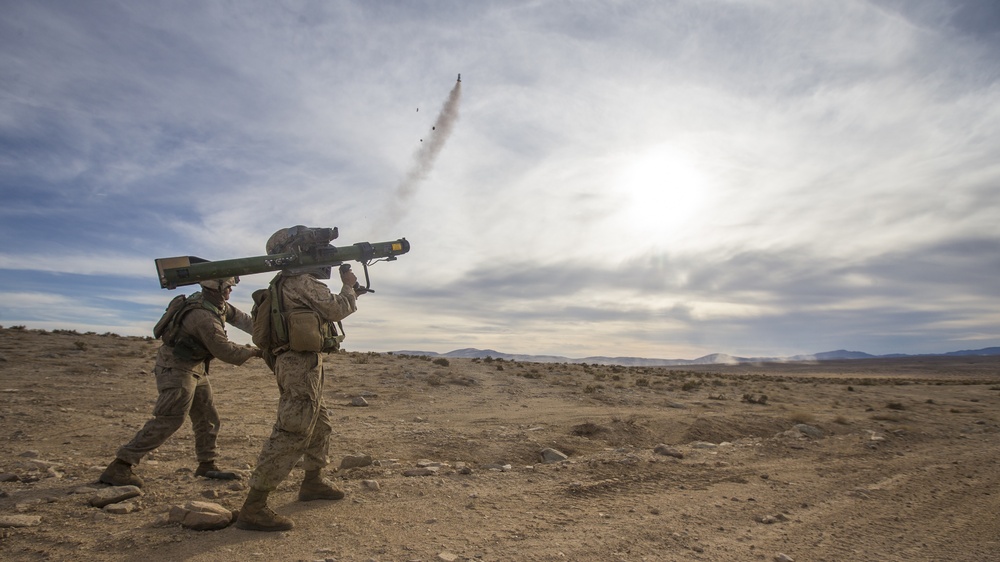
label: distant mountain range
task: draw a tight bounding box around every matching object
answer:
[391,346,1000,367]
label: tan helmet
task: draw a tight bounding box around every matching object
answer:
[199,277,239,292]
[266,226,338,255]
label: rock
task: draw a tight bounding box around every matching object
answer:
[18,450,40,458]
[0,473,19,483]
[438,552,459,562]
[340,454,374,469]
[774,554,794,562]
[168,500,234,531]
[794,424,824,438]
[653,444,684,459]
[691,442,718,449]
[539,448,568,463]
[104,501,137,514]
[361,480,380,491]
[0,514,42,528]
[90,485,142,508]
[350,396,369,407]
[403,467,439,477]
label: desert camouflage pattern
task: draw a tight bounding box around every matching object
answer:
[248,274,356,491]
[116,301,256,465]
[248,350,332,491]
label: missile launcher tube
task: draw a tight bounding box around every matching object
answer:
[156,238,409,289]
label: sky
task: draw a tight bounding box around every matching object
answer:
[2,0,999,360]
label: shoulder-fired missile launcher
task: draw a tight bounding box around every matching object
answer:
[155,227,409,291]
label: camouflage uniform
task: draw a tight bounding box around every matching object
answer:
[116,297,257,466]
[248,273,357,492]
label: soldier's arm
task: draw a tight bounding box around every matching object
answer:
[187,310,257,366]
[303,275,357,323]
[225,303,254,334]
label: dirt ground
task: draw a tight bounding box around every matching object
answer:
[1,327,999,562]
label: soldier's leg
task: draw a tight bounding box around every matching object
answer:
[248,351,323,492]
[300,366,331,472]
[115,367,196,465]
[189,378,221,463]
[297,382,343,501]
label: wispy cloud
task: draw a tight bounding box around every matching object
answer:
[2,0,998,357]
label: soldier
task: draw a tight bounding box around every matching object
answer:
[236,226,361,532]
[99,276,262,487]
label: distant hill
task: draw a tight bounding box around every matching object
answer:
[391,346,1000,367]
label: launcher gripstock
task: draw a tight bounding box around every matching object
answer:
[155,238,410,291]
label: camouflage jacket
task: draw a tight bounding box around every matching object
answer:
[279,273,357,325]
[157,301,256,376]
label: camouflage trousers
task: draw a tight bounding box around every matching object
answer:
[116,366,220,465]
[248,350,332,492]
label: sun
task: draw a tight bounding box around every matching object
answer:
[612,145,709,239]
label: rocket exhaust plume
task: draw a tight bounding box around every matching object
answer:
[381,78,462,228]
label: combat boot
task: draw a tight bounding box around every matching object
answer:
[235,488,294,532]
[298,470,345,501]
[195,461,239,480]
[99,459,144,488]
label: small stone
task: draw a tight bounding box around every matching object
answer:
[0,473,19,483]
[438,552,459,562]
[350,396,369,407]
[361,480,380,491]
[18,450,40,458]
[104,502,137,514]
[794,424,824,438]
[539,448,568,463]
[90,485,142,508]
[0,514,42,528]
[340,454,374,469]
[653,444,684,459]
[774,554,794,562]
[403,467,439,477]
[168,500,234,531]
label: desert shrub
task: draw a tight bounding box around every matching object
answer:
[432,358,450,367]
[74,341,88,351]
[681,380,701,392]
[742,393,768,405]
[635,377,650,387]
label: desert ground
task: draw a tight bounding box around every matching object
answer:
[1,326,999,562]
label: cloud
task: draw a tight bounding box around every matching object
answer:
[1,1,999,358]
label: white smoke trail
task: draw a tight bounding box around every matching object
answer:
[381,80,462,228]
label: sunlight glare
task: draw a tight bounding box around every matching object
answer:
[613,146,709,240]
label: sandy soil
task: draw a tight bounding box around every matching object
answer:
[1,327,999,561]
